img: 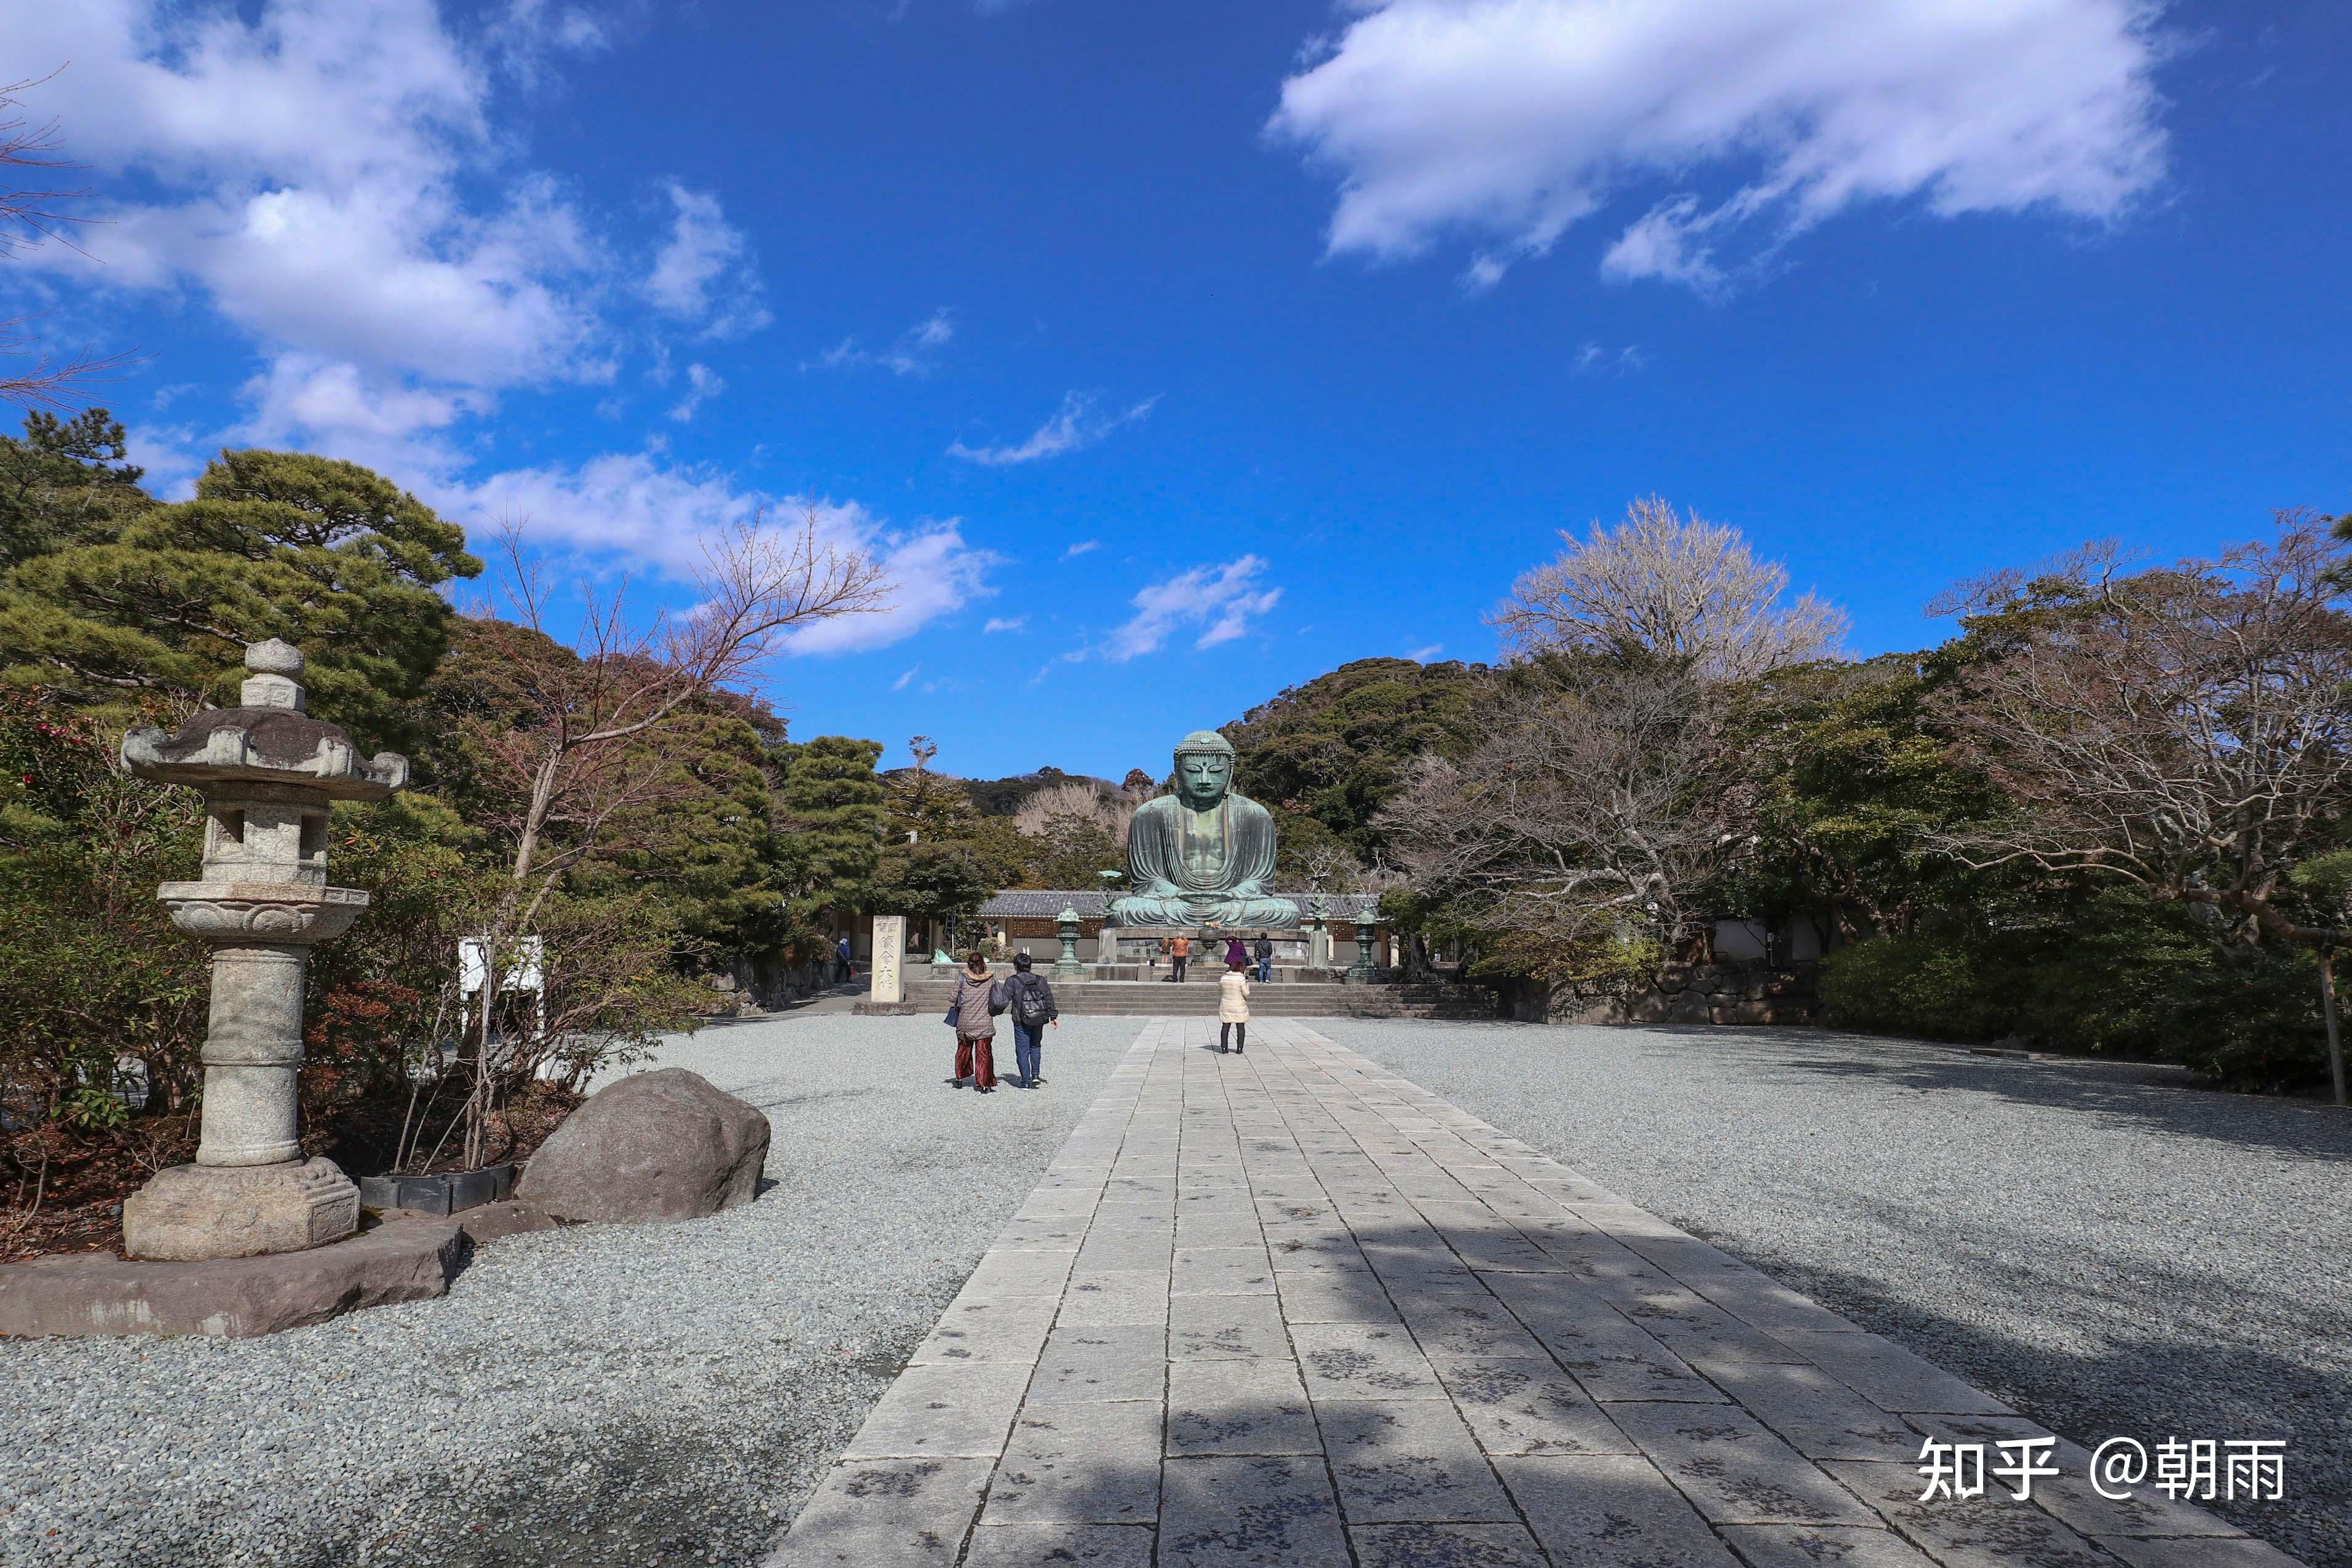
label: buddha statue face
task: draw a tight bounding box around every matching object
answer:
[1173,737,1235,810]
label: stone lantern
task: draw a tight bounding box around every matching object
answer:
[1350,919,1377,984]
[118,639,408,1261]
[1052,905,1087,980]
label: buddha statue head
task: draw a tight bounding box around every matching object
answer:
[1172,730,1237,810]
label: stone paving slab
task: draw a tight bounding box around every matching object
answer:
[765,1018,2305,1567]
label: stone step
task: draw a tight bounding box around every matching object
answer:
[901,979,1497,1020]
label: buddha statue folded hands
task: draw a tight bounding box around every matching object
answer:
[1109,731,1301,929]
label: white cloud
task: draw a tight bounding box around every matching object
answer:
[809,308,954,376]
[983,616,1027,634]
[788,524,1001,655]
[7,1,869,641]
[17,1,613,389]
[11,0,783,494]
[487,0,611,81]
[449,454,998,655]
[667,362,725,422]
[1405,643,1443,662]
[1269,0,2169,290]
[1104,556,1283,661]
[124,422,207,501]
[644,181,772,338]
[948,392,1158,466]
[203,352,486,485]
[245,354,476,443]
[1063,539,1101,558]
[893,667,918,691]
[1574,343,1646,374]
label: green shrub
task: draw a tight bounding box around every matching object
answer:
[1820,897,2330,1093]
[1816,931,2008,1040]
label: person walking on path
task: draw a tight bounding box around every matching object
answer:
[949,951,1005,1092]
[1218,957,1251,1055]
[1253,932,1274,983]
[834,934,854,984]
[1002,952,1059,1088]
[1170,933,1190,983]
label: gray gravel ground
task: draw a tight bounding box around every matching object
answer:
[1341,1018,2352,1568]
[0,1013,1141,1568]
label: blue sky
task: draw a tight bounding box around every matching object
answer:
[7,0,2348,781]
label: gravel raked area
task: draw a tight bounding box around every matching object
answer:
[0,1013,1140,1568]
[1339,1016,2352,1568]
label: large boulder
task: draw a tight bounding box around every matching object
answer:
[517,1068,770,1224]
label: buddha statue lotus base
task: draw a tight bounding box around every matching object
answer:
[1105,893,1303,930]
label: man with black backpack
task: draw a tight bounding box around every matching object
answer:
[1003,952,1059,1088]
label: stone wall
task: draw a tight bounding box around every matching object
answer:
[1508,960,1819,1027]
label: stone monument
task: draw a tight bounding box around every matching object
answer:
[869,915,906,1005]
[1107,730,1299,929]
[118,640,408,1261]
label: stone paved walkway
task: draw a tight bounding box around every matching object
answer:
[768,1020,2302,1568]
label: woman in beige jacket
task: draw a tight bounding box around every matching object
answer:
[1217,958,1251,1054]
[949,951,1005,1091]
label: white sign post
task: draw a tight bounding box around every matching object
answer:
[458,935,547,1063]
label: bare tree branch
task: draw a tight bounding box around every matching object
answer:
[1930,512,2352,947]
[1381,664,1755,976]
[0,74,138,410]
[1493,496,1847,680]
[452,507,888,1163]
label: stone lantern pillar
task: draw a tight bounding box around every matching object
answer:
[1350,921,1377,984]
[1052,906,1087,980]
[119,640,409,1261]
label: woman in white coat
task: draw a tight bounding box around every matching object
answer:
[1217,957,1251,1054]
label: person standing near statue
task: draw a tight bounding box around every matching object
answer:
[1170,933,1189,983]
[1001,952,1059,1088]
[1253,932,1274,983]
[1218,957,1251,1053]
[948,952,1005,1093]
[1224,934,1248,970]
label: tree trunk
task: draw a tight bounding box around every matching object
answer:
[2322,951,2346,1109]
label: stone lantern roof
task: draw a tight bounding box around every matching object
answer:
[120,638,408,799]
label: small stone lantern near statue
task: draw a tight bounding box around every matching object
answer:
[1350,919,1377,984]
[118,639,408,1261]
[1052,905,1088,980]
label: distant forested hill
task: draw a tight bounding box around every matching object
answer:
[1219,656,1494,866]
[963,766,1123,817]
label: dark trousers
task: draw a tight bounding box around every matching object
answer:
[1012,1022,1044,1083]
[1172,956,1188,981]
[1219,1022,1246,1053]
[955,1034,997,1090]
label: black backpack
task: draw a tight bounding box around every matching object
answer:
[1012,975,1052,1028]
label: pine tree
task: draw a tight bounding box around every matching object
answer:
[0,408,151,569]
[0,447,480,751]
[774,735,886,919]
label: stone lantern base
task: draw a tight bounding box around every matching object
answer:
[124,1157,360,1262]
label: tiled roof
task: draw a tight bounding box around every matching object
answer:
[976,890,1107,918]
[974,890,1382,920]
